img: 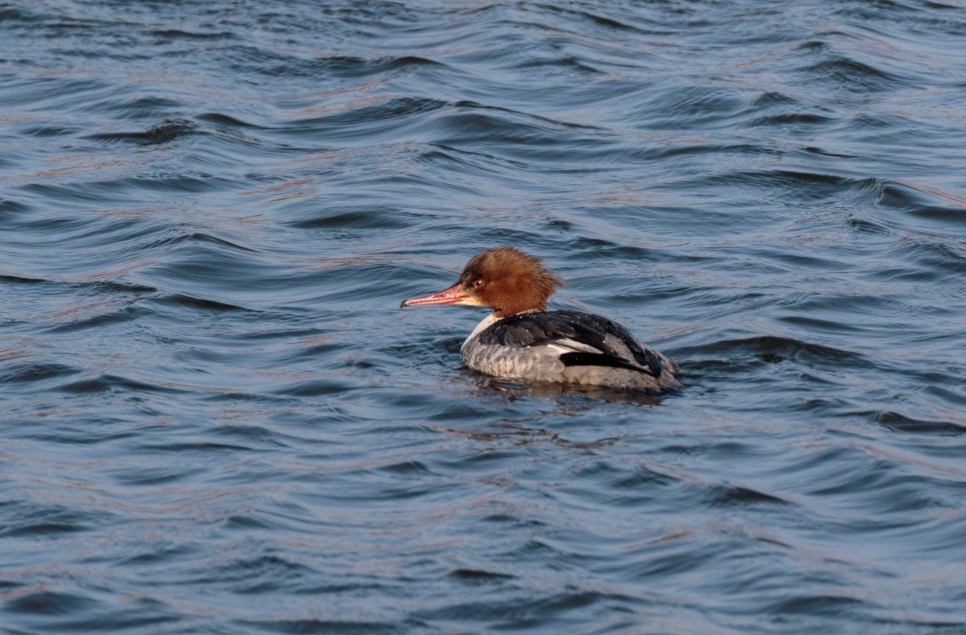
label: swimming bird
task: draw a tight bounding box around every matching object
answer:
[401,247,680,393]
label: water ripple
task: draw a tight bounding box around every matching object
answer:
[2,0,966,633]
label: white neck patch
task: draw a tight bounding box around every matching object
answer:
[462,313,502,352]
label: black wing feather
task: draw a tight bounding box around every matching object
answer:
[559,352,652,373]
[477,310,663,377]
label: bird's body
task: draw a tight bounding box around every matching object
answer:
[462,310,680,393]
[402,247,680,394]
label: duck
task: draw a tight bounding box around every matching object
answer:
[401,247,680,394]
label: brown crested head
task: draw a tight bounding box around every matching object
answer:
[456,247,562,317]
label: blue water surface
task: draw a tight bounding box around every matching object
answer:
[2,1,966,633]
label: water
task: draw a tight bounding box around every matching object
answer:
[2,0,966,632]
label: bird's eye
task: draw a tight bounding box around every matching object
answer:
[474,279,484,287]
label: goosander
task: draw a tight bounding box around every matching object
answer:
[401,247,680,394]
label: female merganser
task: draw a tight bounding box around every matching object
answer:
[401,247,680,394]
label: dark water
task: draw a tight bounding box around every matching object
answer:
[3,0,966,632]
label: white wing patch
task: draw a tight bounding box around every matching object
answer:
[546,339,603,355]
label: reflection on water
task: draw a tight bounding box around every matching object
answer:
[2,0,966,633]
